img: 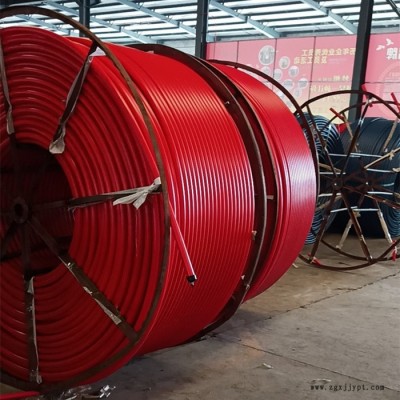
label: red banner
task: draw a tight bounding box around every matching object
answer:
[311,35,356,82]
[206,33,398,119]
[273,37,315,108]
[237,39,276,73]
[365,33,400,118]
[206,42,215,60]
[211,41,239,62]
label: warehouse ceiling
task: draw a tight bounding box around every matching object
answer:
[0,0,399,44]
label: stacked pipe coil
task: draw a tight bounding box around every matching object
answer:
[296,114,344,244]
[0,25,316,393]
[210,64,316,298]
[339,117,400,238]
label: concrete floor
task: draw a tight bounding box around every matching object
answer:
[96,237,399,400]
[1,236,399,399]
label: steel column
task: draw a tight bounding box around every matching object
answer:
[195,0,209,59]
[77,0,91,35]
[349,0,374,121]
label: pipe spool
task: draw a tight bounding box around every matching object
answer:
[0,6,316,393]
[298,90,400,269]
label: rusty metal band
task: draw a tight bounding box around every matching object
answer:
[300,89,400,120]
[24,277,41,385]
[381,118,398,154]
[49,41,99,154]
[31,184,162,213]
[338,99,372,181]
[27,215,139,340]
[21,223,42,385]
[0,35,15,136]
[300,235,399,269]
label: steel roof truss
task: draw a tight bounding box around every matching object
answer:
[210,0,280,38]
[300,0,357,34]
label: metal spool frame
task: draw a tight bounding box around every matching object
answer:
[0,5,174,395]
[297,90,399,270]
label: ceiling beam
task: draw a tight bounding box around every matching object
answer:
[17,14,72,35]
[386,0,400,18]
[300,0,357,34]
[46,0,156,43]
[209,0,280,38]
[116,0,213,41]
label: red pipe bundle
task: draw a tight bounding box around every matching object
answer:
[0,26,316,392]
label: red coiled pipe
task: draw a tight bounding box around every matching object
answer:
[0,25,315,393]
[210,64,316,299]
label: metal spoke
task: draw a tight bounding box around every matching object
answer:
[308,189,340,261]
[341,183,399,210]
[339,96,372,180]
[28,216,139,342]
[341,190,372,262]
[373,199,395,246]
[20,224,42,384]
[32,186,162,213]
[363,147,400,170]
[312,117,341,179]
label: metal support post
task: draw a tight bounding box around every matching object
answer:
[349,0,374,121]
[195,0,209,59]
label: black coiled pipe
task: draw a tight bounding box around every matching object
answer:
[340,117,400,237]
[298,113,344,243]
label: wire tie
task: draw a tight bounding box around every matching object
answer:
[113,177,161,208]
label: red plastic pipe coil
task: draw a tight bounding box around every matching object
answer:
[0,27,316,392]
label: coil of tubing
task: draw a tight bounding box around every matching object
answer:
[0,27,316,392]
[296,113,344,244]
[340,117,400,237]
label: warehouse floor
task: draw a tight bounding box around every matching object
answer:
[93,236,399,400]
[1,236,399,399]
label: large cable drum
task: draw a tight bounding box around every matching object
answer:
[0,12,316,394]
[298,88,399,269]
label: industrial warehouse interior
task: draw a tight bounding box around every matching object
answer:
[0,1,399,399]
